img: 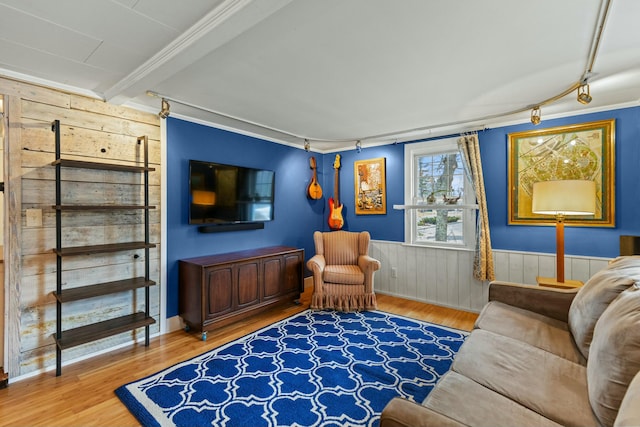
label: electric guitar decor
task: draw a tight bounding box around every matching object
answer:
[307,156,323,200]
[328,154,344,230]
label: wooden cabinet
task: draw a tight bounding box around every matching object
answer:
[179,246,304,340]
[50,120,156,376]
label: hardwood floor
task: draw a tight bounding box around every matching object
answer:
[0,287,478,427]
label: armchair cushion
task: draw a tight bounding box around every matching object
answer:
[323,265,364,285]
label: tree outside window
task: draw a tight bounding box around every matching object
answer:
[404,138,475,248]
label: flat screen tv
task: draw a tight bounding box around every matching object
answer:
[189,160,275,225]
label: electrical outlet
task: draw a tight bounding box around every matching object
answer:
[26,208,43,227]
[391,267,397,278]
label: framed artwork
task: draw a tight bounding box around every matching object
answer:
[354,157,386,215]
[508,119,615,226]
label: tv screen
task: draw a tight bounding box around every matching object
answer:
[189,160,275,224]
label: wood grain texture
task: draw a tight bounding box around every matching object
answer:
[0,77,70,107]
[1,76,161,377]
[0,287,477,427]
[6,95,23,378]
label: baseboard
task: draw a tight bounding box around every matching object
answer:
[166,315,186,333]
[8,333,160,384]
[375,290,481,314]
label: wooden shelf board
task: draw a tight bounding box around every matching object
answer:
[53,205,155,211]
[54,242,156,256]
[52,277,156,302]
[53,313,155,350]
[52,159,155,173]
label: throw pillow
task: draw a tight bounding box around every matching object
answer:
[587,285,640,427]
[568,256,640,359]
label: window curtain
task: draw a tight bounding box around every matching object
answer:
[458,134,495,281]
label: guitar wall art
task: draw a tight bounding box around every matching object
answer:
[328,154,344,230]
[306,156,323,200]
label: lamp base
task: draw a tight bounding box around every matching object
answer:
[536,276,584,289]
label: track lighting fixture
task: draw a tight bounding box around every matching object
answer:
[158,98,170,119]
[577,83,592,105]
[355,140,362,153]
[531,106,541,125]
[304,139,310,152]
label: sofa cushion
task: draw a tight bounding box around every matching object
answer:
[423,371,563,427]
[587,286,640,427]
[381,397,467,427]
[475,300,585,364]
[569,256,640,360]
[614,370,640,427]
[452,329,598,427]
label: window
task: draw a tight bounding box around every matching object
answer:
[403,137,475,249]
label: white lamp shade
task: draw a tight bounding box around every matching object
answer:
[532,180,596,215]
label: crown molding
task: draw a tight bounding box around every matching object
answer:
[103,0,293,104]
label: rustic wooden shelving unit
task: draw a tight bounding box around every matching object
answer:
[50,120,156,376]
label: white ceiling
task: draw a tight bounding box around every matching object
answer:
[1,0,638,152]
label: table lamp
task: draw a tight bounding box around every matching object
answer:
[531,180,596,288]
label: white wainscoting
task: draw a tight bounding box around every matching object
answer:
[370,240,611,313]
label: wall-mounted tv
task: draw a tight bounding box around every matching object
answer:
[189,160,275,226]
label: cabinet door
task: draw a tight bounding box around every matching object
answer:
[283,252,303,294]
[236,261,260,309]
[263,257,283,300]
[205,266,233,320]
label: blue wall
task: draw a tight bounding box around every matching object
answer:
[317,144,405,240]
[337,106,640,258]
[166,118,325,317]
[479,106,640,258]
[166,106,640,318]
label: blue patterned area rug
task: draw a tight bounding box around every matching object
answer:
[116,309,467,427]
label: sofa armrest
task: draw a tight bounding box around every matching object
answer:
[380,398,467,427]
[488,281,579,322]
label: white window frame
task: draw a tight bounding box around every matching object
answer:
[403,137,476,250]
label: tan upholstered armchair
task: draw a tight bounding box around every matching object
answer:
[307,230,381,311]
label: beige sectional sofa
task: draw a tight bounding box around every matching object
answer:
[380,256,640,427]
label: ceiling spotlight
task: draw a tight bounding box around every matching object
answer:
[158,98,170,119]
[304,139,310,152]
[355,140,362,153]
[531,106,541,125]
[577,83,592,105]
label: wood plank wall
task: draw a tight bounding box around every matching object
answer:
[0,77,161,378]
[370,241,611,312]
